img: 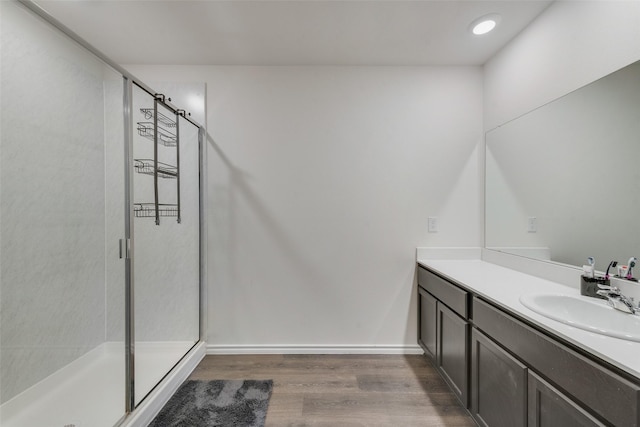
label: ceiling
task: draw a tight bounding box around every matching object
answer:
[33,0,553,66]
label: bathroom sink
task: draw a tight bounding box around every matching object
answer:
[519,293,640,342]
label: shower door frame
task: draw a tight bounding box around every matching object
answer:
[17,0,207,420]
[126,79,204,411]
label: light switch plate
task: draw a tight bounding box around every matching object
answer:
[428,217,438,233]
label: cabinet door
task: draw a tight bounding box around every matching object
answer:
[528,371,606,427]
[437,302,469,407]
[418,287,437,357]
[471,328,527,427]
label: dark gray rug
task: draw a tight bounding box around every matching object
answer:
[148,380,273,427]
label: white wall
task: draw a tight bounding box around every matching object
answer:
[125,65,483,351]
[484,0,640,130]
[126,1,640,352]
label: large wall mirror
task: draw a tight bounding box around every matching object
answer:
[485,60,640,269]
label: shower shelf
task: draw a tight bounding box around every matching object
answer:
[137,122,177,147]
[135,97,181,225]
[134,203,178,218]
[134,159,177,179]
[140,108,176,128]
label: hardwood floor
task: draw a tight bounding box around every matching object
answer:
[188,354,476,426]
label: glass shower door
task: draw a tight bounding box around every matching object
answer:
[131,84,200,405]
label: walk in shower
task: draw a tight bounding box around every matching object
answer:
[0,1,204,426]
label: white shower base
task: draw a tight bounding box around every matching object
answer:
[0,341,196,427]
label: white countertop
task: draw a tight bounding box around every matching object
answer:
[417,258,640,380]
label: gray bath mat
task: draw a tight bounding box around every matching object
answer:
[149,380,273,427]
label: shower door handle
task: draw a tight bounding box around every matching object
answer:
[119,239,131,259]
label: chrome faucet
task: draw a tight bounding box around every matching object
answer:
[597,284,638,315]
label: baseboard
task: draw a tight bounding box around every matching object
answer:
[206,344,423,355]
[121,341,206,427]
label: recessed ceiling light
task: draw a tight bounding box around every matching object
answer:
[470,14,501,36]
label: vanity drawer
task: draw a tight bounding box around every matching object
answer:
[473,297,640,427]
[418,266,469,319]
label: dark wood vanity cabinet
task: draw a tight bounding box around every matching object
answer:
[528,371,606,427]
[471,328,527,427]
[417,267,469,407]
[473,296,640,427]
[470,320,607,427]
[418,287,437,356]
[437,302,469,405]
[417,264,640,427]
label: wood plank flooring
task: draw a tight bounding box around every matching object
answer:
[188,354,476,426]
